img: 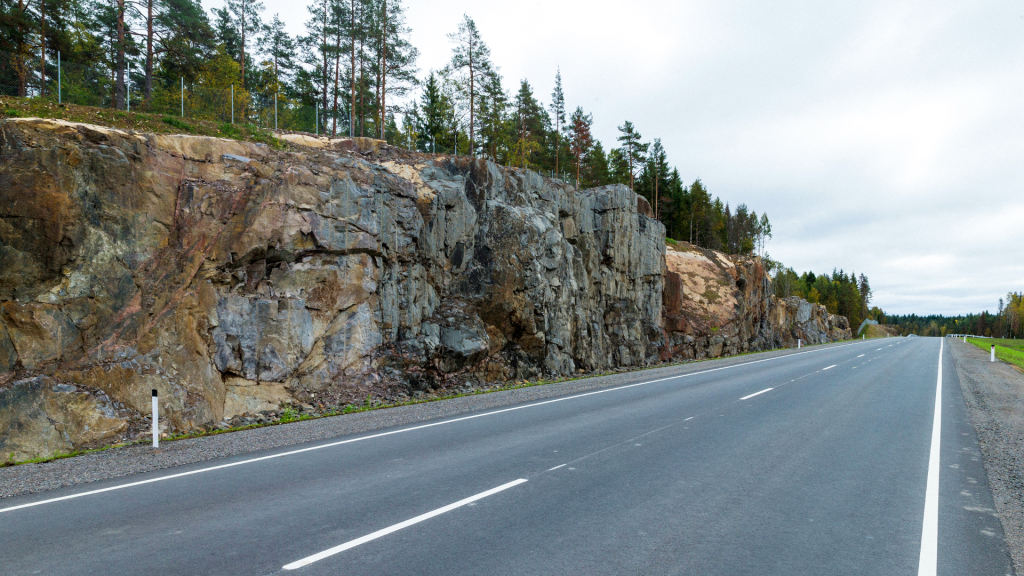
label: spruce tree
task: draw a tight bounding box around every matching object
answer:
[549,68,566,176]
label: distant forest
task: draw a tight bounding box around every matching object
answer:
[882,293,1024,338]
[768,264,1023,340]
[0,0,772,256]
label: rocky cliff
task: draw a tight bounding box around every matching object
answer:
[658,242,851,361]
[0,119,848,461]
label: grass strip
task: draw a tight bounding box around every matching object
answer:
[967,338,1024,371]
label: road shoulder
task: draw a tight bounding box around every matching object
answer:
[953,338,1024,574]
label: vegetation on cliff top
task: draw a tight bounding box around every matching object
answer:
[0,0,774,257]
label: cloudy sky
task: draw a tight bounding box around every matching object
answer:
[224,0,1023,315]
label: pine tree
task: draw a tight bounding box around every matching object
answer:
[568,106,593,189]
[226,0,263,89]
[446,14,492,156]
[616,120,648,192]
[300,0,333,119]
[372,0,418,140]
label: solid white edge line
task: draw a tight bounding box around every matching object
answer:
[547,464,566,471]
[917,339,943,576]
[823,364,837,371]
[0,339,875,514]
[282,478,528,570]
[740,388,773,400]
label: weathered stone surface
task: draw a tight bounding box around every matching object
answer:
[659,242,852,361]
[0,118,848,460]
[0,377,129,462]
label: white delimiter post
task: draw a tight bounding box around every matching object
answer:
[798,339,802,349]
[992,345,996,363]
[152,389,159,448]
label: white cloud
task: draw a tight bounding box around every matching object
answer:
[224,0,1024,315]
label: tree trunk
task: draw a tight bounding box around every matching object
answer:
[321,0,328,117]
[16,0,26,96]
[379,0,386,140]
[554,130,559,175]
[349,0,356,137]
[332,16,341,137]
[358,35,364,137]
[115,0,125,109]
[628,142,634,191]
[240,0,246,90]
[468,43,474,156]
[39,0,45,96]
[145,0,153,102]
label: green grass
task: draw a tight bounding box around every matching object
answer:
[0,96,292,150]
[966,337,1024,370]
[161,115,192,132]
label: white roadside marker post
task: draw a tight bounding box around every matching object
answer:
[152,389,159,448]
[992,345,996,363]
[798,339,801,349]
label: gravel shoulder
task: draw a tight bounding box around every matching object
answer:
[0,341,859,500]
[952,338,1024,574]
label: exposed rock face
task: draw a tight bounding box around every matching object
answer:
[0,118,666,459]
[0,119,849,461]
[658,242,851,361]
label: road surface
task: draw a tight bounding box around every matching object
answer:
[0,337,1013,575]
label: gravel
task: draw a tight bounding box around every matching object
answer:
[0,341,855,500]
[953,338,1024,575]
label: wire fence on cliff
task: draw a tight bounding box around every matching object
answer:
[0,49,329,134]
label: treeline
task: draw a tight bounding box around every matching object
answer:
[0,1,773,255]
[771,266,873,330]
[883,292,1024,338]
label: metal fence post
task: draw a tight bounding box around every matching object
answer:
[231,84,234,124]
[315,103,318,136]
[57,51,61,104]
[127,63,130,112]
[275,91,278,131]
[180,77,184,117]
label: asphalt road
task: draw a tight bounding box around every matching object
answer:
[0,337,1014,575]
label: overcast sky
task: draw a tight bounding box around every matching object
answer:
[222,0,1023,316]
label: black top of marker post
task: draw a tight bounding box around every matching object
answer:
[152,389,158,397]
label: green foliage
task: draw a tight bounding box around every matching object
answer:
[219,122,241,138]
[162,115,192,131]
